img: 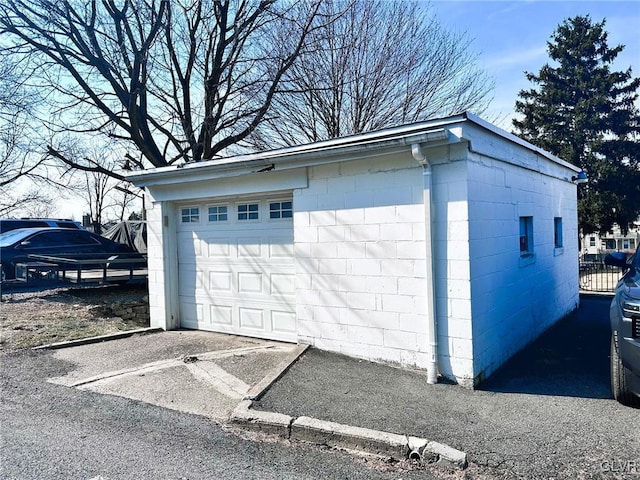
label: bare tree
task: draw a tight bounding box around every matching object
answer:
[112,186,143,222]
[0,0,327,179]
[83,170,111,234]
[55,139,142,231]
[248,0,494,147]
[0,56,52,215]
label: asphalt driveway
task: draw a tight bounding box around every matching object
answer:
[254,295,640,479]
[2,295,638,479]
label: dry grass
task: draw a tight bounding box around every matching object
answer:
[0,283,149,352]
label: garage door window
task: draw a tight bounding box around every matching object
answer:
[181,207,200,223]
[208,205,228,222]
[269,201,292,219]
[238,203,259,221]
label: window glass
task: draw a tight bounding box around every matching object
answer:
[208,205,228,222]
[24,232,61,247]
[28,231,98,247]
[62,231,100,245]
[269,201,293,219]
[238,203,259,220]
[554,217,563,248]
[181,207,199,223]
[519,216,534,254]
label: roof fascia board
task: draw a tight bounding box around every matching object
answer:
[128,128,456,188]
[126,111,579,188]
[463,112,580,173]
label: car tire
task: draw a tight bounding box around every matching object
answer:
[611,332,640,407]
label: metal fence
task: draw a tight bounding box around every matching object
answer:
[579,262,623,293]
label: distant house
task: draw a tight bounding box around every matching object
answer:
[128,112,581,387]
[581,224,640,261]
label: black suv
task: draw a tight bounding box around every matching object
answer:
[605,248,640,407]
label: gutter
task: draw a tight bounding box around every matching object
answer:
[127,128,456,187]
[410,143,439,384]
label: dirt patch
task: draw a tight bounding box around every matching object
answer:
[0,283,149,353]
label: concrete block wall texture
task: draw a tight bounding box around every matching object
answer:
[431,157,474,385]
[465,147,579,384]
[144,194,168,330]
[145,195,181,331]
[294,153,436,371]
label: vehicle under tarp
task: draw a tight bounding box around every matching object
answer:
[102,221,147,254]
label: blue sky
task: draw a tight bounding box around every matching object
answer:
[429,0,640,130]
[44,1,640,220]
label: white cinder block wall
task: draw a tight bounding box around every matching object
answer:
[294,153,436,369]
[144,193,180,331]
[144,194,168,329]
[431,155,475,385]
[465,143,579,384]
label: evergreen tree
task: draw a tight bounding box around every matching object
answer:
[513,15,640,235]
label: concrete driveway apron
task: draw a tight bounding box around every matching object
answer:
[47,330,301,422]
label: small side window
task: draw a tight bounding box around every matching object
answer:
[554,217,563,248]
[181,207,200,223]
[519,216,534,256]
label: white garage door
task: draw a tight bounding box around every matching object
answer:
[176,196,296,342]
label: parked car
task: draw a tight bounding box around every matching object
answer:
[604,248,640,407]
[0,218,83,234]
[0,227,144,281]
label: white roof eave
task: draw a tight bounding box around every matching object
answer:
[127,126,456,188]
[126,112,580,188]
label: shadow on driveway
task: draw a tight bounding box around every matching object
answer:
[255,294,638,479]
[480,295,613,399]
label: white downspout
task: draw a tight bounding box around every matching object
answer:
[411,143,438,384]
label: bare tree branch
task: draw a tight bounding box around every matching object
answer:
[247,0,494,148]
[0,0,327,180]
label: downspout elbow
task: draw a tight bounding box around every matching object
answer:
[411,143,430,171]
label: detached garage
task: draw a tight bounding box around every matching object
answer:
[128,112,582,387]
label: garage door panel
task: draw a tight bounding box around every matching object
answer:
[239,307,264,330]
[237,272,263,293]
[209,271,232,292]
[177,197,296,342]
[272,310,296,334]
[268,238,294,258]
[181,301,204,327]
[270,273,295,296]
[178,268,201,292]
[210,304,233,326]
[207,239,231,258]
[237,239,261,258]
[177,232,202,260]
